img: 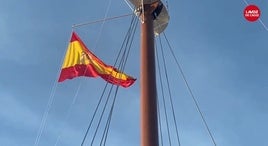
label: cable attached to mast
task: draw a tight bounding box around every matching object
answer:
[161,35,182,146]
[163,32,217,146]
[156,35,182,146]
[155,40,173,146]
[72,13,133,28]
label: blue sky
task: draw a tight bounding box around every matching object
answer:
[0,0,267,146]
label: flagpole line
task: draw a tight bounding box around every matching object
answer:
[55,11,136,146]
[72,13,133,28]
[58,4,115,144]
[34,31,74,146]
[58,10,138,146]
[34,81,58,146]
[54,34,96,146]
[35,32,73,146]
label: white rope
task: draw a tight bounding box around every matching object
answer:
[72,13,132,28]
[94,0,113,50]
[123,0,134,11]
[242,0,268,31]
[258,19,268,31]
[34,81,58,146]
[54,80,85,146]
[242,0,249,5]
[53,0,113,145]
[33,31,72,146]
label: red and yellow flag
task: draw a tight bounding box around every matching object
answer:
[58,32,136,88]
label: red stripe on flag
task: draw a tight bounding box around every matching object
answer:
[58,64,99,82]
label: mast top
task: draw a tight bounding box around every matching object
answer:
[127,0,169,35]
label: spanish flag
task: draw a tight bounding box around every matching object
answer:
[58,32,136,88]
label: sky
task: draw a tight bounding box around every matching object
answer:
[0,0,267,146]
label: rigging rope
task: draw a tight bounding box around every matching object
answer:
[155,40,172,146]
[90,39,134,144]
[100,44,133,145]
[102,17,138,144]
[100,16,138,145]
[100,86,119,146]
[155,41,171,146]
[99,54,127,146]
[159,35,181,146]
[157,96,164,146]
[80,29,135,143]
[99,67,125,146]
[165,0,169,11]
[155,36,182,146]
[163,32,217,146]
[72,14,133,28]
[79,82,109,146]
[89,85,115,146]
[79,14,138,146]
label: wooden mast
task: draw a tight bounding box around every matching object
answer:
[140,3,159,146]
[127,1,169,145]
